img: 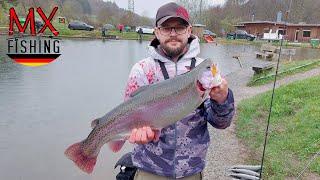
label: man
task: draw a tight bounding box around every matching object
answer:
[123,2,235,179]
[137,27,143,41]
[102,26,107,37]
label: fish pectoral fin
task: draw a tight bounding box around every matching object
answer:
[130,85,149,97]
[108,140,126,153]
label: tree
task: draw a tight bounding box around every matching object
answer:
[176,0,209,24]
[63,0,83,20]
[97,6,112,25]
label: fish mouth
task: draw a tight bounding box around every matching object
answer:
[196,80,206,97]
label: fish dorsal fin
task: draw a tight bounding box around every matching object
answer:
[91,118,99,129]
[129,85,149,97]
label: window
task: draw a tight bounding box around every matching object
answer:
[278,29,286,35]
[303,30,311,37]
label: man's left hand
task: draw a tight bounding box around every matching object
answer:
[209,78,228,104]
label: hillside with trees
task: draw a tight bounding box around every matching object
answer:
[177,0,320,35]
[1,0,319,36]
[0,0,153,28]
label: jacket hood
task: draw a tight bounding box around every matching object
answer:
[148,35,200,63]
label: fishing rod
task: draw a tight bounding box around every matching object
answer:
[259,0,293,179]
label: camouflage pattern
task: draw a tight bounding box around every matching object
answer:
[124,36,235,178]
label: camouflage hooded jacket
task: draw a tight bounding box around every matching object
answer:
[124,36,235,178]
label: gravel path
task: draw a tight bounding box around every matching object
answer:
[203,67,320,180]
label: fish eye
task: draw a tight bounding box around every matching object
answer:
[206,66,211,69]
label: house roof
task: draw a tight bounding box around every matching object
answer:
[236,21,320,27]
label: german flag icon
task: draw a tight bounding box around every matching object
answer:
[7,54,61,67]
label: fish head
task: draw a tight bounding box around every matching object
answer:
[195,59,222,95]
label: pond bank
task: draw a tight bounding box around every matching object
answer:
[202,66,320,179]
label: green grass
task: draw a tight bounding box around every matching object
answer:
[0,21,154,40]
[236,76,320,179]
[108,30,154,40]
[48,22,154,40]
[248,59,320,86]
[216,38,319,49]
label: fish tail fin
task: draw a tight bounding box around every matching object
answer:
[64,142,97,174]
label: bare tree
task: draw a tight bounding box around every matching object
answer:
[63,0,83,20]
[176,0,209,24]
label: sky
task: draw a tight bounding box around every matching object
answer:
[104,0,226,18]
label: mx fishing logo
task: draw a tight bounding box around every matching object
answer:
[7,6,61,67]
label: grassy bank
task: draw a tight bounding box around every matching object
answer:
[0,22,155,41]
[216,38,318,49]
[248,59,320,86]
[54,23,154,40]
[236,76,320,179]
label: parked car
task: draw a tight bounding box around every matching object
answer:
[227,30,256,41]
[135,26,154,34]
[102,24,115,30]
[262,29,284,41]
[203,29,217,37]
[68,21,94,31]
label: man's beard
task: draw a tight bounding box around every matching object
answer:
[161,39,187,57]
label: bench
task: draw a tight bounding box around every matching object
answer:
[256,52,274,59]
[252,63,274,74]
[256,44,278,60]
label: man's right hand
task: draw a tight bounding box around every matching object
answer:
[128,126,160,144]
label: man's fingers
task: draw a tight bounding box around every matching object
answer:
[211,86,220,93]
[129,127,159,144]
[209,78,229,104]
[221,78,228,89]
[129,128,137,143]
[146,126,155,140]
[135,128,143,143]
[153,129,161,142]
[211,79,228,94]
[140,127,148,144]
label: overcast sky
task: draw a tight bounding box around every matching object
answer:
[104,0,226,18]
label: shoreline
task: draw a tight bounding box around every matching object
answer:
[0,33,149,41]
[0,32,318,49]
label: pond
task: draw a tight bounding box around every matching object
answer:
[0,36,319,180]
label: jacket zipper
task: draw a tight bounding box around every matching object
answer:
[174,62,178,76]
[173,62,177,179]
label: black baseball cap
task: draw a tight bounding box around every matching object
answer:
[155,2,190,27]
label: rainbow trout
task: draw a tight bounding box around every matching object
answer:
[64,59,220,173]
